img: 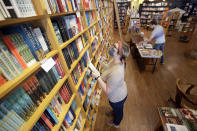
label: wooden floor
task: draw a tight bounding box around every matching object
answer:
[94,30,197,131]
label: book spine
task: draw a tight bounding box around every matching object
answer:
[56,0,65,12]
[33,28,49,53]
[41,113,53,129]
[44,0,52,14]
[53,0,60,13]
[8,0,22,17]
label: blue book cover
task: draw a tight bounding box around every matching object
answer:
[53,0,60,13]
[85,12,90,26]
[25,24,43,51]
[79,85,84,95]
[51,66,60,81]
[65,113,72,127]
[63,16,73,39]
[46,106,59,124]
[2,26,38,60]
[71,41,79,59]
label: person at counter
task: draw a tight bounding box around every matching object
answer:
[147,19,166,64]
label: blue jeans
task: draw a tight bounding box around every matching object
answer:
[154,43,165,64]
[109,96,127,125]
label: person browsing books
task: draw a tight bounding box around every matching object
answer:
[147,19,166,64]
[91,41,130,128]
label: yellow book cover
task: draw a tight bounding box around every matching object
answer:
[68,1,73,12]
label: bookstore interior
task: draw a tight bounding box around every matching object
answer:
[0,0,197,131]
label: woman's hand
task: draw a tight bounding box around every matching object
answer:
[92,70,100,79]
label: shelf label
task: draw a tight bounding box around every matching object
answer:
[41,58,55,72]
[76,11,80,17]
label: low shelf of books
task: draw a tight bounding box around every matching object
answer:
[0,0,113,131]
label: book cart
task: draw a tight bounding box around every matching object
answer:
[0,0,114,130]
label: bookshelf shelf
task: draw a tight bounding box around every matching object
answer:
[49,11,77,18]
[52,94,76,131]
[0,15,45,28]
[20,74,69,131]
[0,50,58,99]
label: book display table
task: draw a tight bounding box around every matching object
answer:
[130,34,162,73]
[155,107,197,131]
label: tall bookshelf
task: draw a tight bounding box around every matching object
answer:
[114,1,130,29]
[0,0,113,131]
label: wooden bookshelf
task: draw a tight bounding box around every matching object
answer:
[0,0,113,130]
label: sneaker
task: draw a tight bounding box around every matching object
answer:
[160,62,164,65]
[107,121,120,128]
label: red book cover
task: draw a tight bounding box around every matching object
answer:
[76,17,82,33]
[59,88,69,103]
[63,120,69,128]
[62,85,70,103]
[0,75,7,86]
[56,0,65,12]
[41,113,53,129]
[54,56,64,78]
[2,36,27,69]
[56,57,65,77]
[62,85,71,98]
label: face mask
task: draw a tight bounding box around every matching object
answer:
[109,46,115,57]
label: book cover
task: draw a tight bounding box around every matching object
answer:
[56,0,65,12]
[33,28,49,53]
[41,113,53,129]
[2,0,22,18]
[69,15,79,36]
[52,22,64,44]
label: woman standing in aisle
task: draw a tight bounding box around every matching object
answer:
[92,41,130,128]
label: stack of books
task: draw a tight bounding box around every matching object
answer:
[0,0,37,20]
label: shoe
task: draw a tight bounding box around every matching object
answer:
[107,121,120,128]
[105,110,114,117]
[160,63,164,65]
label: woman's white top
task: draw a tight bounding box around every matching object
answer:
[101,63,127,103]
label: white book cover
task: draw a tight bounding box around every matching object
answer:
[71,0,76,11]
[0,0,11,18]
[166,124,188,131]
[0,9,5,21]
[33,28,49,53]
[26,0,36,16]
[9,0,23,17]
[76,37,83,52]
[44,0,52,14]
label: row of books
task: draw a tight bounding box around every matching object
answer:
[83,0,94,10]
[142,2,168,7]
[83,79,96,112]
[89,26,97,38]
[142,7,166,11]
[0,0,37,20]
[78,74,88,100]
[44,0,81,14]
[73,113,83,131]
[85,11,95,27]
[71,52,88,85]
[0,24,53,82]
[52,14,83,44]
[32,96,76,131]
[62,37,84,69]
